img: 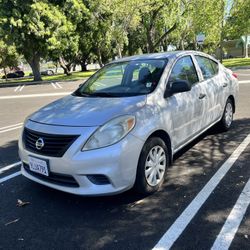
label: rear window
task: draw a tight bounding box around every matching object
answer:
[195,56,218,80]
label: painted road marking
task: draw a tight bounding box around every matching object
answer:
[211,177,250,250]
[0,161,21,174]
[153,134,250,250]
[0,171,21,184]
[19,85,25,91]
[51,82,58,89]
[238,80,250,84]
[0,126,23,133]
[0,92,71,100]
[0,123,23,130]
[237,73,250,76]
[0,123,23,134]
[14,85,21,92]
[55,82,62,89]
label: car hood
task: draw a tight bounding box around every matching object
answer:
[29,94,146,127]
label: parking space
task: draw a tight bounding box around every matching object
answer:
[0,70,250,249]
[0,80,82,97]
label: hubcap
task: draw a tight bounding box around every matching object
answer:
[145,146,166,186]
[225,102,233,127]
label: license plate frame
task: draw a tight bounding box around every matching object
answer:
[28,156,50,176]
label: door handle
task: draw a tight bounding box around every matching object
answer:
[223,83,228,87]
[199,93,206,99]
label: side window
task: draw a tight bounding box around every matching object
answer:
[210,59,219,75]
[195,56,218,80]
[168,56,199,85]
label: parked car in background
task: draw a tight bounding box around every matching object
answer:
[15,70,25,77]
[41,69,55,76]
[29,70,55,77]
[19,51,239,196]
[2,70,25,79]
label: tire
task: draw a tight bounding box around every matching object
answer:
[134,137,169,195]
[217,98,234,131]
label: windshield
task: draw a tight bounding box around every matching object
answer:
[74,59,167,97]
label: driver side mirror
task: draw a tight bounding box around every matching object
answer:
[164,80,191,98]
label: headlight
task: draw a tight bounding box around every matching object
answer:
[82,115,136,150]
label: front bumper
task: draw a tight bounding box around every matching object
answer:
[19,120,145,196]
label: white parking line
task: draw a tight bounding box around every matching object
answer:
[0,171,21,184]
[0,123,23,130]
[0,161,21,174]
[0,92,71,100]
[55,82,62,89]
[19,85,25,91]
[14,85,21,92]
[0,126,23,133]
[153,134,250,250]
[239,80,250,84]
[51,82,58,89]
[211,177,250,250]
[0,123,23,134]
[237,73,250,76]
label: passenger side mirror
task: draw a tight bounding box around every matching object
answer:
[79,83,83,87]
[164,80,191,98]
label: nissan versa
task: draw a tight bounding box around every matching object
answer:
[18,51,239,195]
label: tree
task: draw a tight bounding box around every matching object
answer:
[226,0,250,57]
[0,41,19,79]
[0,0,85,80]
[48,0,89,74]
[135,0,189,53]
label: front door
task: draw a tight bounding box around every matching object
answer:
[166,55,205,150]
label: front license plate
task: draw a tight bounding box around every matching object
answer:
[28,156,49,176]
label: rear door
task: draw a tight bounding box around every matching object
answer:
[194,56,223,127]
[166,55,205,149]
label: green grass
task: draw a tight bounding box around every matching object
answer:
[0,71,95,85]
[222,57,250,68]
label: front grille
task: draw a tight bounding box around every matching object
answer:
[23,163,79,187]
[23,128,79,157]
[87,174,111,185]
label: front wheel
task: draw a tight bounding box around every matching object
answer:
[217,98,234,131]
[134,137,169,195]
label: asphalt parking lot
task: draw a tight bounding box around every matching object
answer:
[0,69,250,250]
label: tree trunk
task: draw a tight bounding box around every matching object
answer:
[117,44,122,58]
[3,67,7,81]
[97,48,103,67]
[244,35,249,58]
[27,55,42,81]
[146,29,155,53]
[81,62,88,72]
[194,36,198,51]
[59,57,71,75]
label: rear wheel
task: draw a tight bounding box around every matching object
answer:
[217,98,234,131]
[134,137,169,194]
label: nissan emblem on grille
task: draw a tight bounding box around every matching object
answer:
[35,138,45,150]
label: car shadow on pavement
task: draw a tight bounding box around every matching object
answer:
[0,140,19,168]
[27,118,250,204]
[1,118,250,250]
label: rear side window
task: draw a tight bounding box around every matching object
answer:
[168,56,199,85]
[195,56,218,80]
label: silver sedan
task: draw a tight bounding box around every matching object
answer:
[18,51,239,195]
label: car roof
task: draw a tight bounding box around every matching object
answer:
[110,50,218,64]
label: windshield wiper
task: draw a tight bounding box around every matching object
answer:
[73,91,92,97]
[90,92,117,97]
